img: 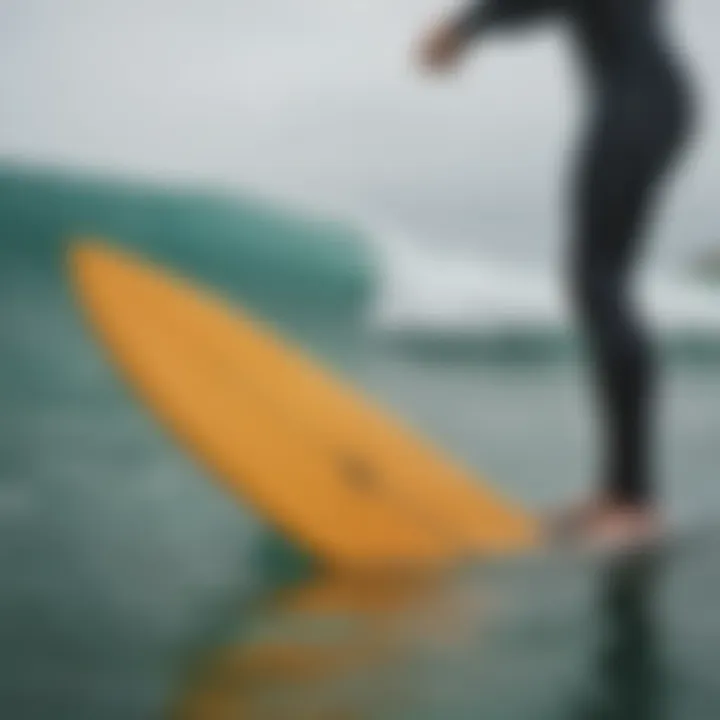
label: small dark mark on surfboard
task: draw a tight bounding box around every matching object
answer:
[339,455,379,493]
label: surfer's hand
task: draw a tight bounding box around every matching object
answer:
[417,19,469,74]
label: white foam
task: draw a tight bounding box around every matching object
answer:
[218,183,720,342]
[366,223,720,340]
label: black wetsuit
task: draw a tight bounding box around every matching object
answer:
[453,0,692,504]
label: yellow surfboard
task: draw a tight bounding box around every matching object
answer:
[69,240,539,568]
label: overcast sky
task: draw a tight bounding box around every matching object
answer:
[1,0,719,264]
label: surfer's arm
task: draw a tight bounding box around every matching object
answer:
[453,0,566,40]
[419,0,565,71]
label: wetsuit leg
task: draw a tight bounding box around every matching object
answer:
[571,104,675,505]
[451,0,692,504]
[569,3,692,505]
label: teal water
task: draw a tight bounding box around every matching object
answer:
[1,164,719,719]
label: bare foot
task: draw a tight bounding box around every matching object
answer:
[548,498,663,552]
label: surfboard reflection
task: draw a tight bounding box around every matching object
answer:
[173,550,668,720]
[174,572,493,720]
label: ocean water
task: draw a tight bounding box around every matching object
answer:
[1,164,719,719]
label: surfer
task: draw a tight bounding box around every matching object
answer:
[418,0,693,546]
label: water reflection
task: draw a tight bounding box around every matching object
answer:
[174,550,668,720]
[570,551,666,720]
[175,571,494,720]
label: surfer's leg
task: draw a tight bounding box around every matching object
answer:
[571,80,689,512]
[572,116,656,507]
